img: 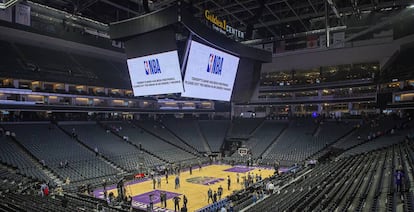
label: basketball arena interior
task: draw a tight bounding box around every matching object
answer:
[0,0,414,211]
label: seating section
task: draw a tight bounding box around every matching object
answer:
[316,120,357,143]
[61,123,163,172]
[333,116,405,150]
[248,141,414,211]
[4,124,119,183]
[0,117,412,211]
[262,119,317,164]
[0,193,123,212]
[0,41,23,75]
[116,123,198,164]
[163,118,208,152]
[198,120,230,152]
[0,40,130,89]
[70,54,130,89]
[228,118,264,138]
[263,120,354,165]
[339,125,411,157]
[0,136,51,183]
[232,121,287,158]
[136,120,197,154]
[0,166,33,193]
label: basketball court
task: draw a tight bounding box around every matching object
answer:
[93,164,275,211]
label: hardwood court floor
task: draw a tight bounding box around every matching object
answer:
[103,164,274,211]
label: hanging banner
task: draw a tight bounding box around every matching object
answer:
[263,42,274,52]
[15,3,31,26]
[333,32,345,48]
[319,35,327,48]
[0,7,12,22]
[306,35,318,48]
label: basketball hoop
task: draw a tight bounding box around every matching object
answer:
[238,148,248,156]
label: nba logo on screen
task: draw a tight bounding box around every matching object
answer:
[144,59,161,75]
[207,54,223,75]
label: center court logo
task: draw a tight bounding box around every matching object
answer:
[144,59,161,75]
[186,176,224,185]
[207,54,223,75]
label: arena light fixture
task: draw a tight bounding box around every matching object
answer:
[0,0,21,9]
[408,4,414,9]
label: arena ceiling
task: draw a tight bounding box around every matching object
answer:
[22,0,414,39]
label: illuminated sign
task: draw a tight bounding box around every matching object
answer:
[207,53,223,75]
[144,59,161,75]
[204,10,245,39]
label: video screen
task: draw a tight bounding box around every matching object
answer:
[127,50,183,96]
[182,41,240,101]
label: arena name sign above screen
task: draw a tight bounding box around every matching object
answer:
[127,50,183,96]
[204,10,245,40]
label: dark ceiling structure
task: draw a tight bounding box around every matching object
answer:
[27,0,414,40]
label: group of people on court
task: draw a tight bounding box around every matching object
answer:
[158,190,188,211]
[147,164,239,211]
[207,185,222,204]
[172,195,188,212]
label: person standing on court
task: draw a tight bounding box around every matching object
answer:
[189,166,192,175]
[227,176,231,190]
[173,196,181,211]
[213,191,218,203]
[163,192,167,208]
[207,187,213,203]
[218,185,223,200]
[175,175,180,189]
[152,177,156,189]
[157,175,161,188]
[183,195,188,208]
[159,191,165,208]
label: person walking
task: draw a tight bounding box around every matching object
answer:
[395,165,405,192]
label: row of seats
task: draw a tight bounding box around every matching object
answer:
[333,116,405,150]
[0,192,126,212]
[0,40,130,90]
[247,140,414,211]
[163,118,209,152]
[263,120,356,164]
[0,136,51,183]
[3,123,119,183]
[232,121,287,158]
[115,122,198,164]
[198,120,230,152]
[228,118,264,138]
[0,166,33,193]
[62,123,163,172]
[136,120,198,154]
